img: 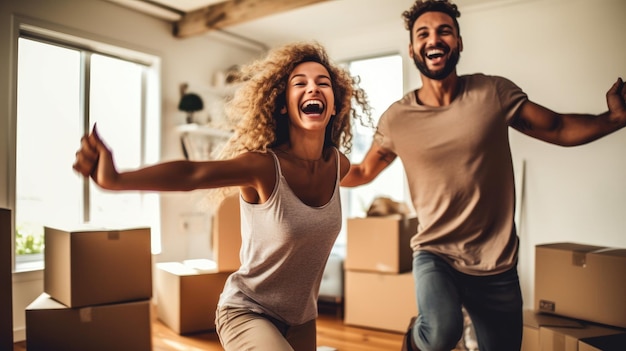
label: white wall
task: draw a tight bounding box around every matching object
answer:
[0,0,261,340]
[324,0,626,310]
[459,0,626,310]
[3,0,625,341]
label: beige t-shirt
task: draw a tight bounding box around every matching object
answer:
[376,73,527,276]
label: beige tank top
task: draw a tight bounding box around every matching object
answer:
[218,148,342,325]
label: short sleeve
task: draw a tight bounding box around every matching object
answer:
[374,107,396,152]
[494,76,528,124]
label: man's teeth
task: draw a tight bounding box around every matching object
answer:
[426,49,445,59]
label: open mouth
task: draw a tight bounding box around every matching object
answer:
[425,48,446,60]
[301,100,325,114]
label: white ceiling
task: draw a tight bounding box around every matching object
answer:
[107,0,502,50]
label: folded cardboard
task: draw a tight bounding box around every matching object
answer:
[212,194,242,272]
[345,215,417,273]
[535,242,626,328]
[522,309,584,351]
[578,333,626,351]
[155,260,231,334]
[44,225,152,307]
[26,293,151,351]
[539,323,626,351]
[0,209,12,350]
[344,270,417,332]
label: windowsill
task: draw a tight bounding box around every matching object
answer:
[12,265,43,282]
[14,253,44,277]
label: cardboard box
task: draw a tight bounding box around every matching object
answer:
[539,323,625,351]
[345,215,417,273]
[522,310,584,351]
[212,194,242,272]
[26,293,151,351]
[155,261,231,334]
[0,209,12,351]
[44,225,152,308]
[535,243,626,328]
[578,333,626,351]
[344,270,417,332]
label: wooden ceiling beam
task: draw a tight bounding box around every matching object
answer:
[174,0,329,38]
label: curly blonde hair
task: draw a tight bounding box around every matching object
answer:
[208,41,372,204]
[218,41,372,159]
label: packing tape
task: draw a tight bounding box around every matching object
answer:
[107,230,120,240]
[79,307,92,323]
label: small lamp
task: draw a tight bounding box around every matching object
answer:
[178,83,204,124]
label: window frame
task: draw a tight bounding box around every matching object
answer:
[336,52,410,253]
[11,22,162,272]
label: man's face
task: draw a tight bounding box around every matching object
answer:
[409,11,462,80]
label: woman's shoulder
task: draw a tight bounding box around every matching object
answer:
[232,150,276,173]
[237,149,274,161]
[333,148,350,179]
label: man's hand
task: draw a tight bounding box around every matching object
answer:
[607,77,626,124]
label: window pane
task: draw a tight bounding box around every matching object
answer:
[88,54,145,225]
[346,55,406,217]
[336,54,406,248]
[15,38,83,261]
[16,35,162,269]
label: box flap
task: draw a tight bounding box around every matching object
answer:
[157,260,219,275]
[26,293,67,311]
[524,310,584,329]
[580,332,626,351]
[182,259,218,272]
[592,248,626,258]
[44,224,150,233]
[536,242,607,253]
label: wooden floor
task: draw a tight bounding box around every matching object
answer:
[13,303,407,351]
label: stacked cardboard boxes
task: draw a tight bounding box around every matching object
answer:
[155,260,230,334]
[26,225,153,351]
[155,193,241,334]
[343,214,418,333]
[521,242,626,351]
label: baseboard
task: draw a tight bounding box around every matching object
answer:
[14,327,25,343]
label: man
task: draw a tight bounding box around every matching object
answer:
[341,1,626,350]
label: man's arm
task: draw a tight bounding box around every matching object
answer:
[341,142,397,187]
[511,78,626,146]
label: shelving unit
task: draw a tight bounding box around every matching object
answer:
[176,82,240,161]
[176,124,233,161]
[194,84,240,126]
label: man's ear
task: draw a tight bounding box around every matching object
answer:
[408,43,415,59]
[459,36,463,53]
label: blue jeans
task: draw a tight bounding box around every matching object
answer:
[411,251,523,351]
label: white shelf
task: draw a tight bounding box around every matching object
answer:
[176,124,233,161]
[176,124,233,138]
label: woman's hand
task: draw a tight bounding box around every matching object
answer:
[72,125,118,189]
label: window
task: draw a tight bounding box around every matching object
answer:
[15,30,161,272]
[337,54,408,248]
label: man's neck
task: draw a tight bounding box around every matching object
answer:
[416,73,461,107]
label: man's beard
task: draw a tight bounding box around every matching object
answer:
[413,47,460,80]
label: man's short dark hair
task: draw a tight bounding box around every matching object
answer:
[402,0,461,41]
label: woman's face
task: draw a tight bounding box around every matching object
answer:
[282,61,336,134]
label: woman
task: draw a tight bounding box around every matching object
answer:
[73,41,371,351]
